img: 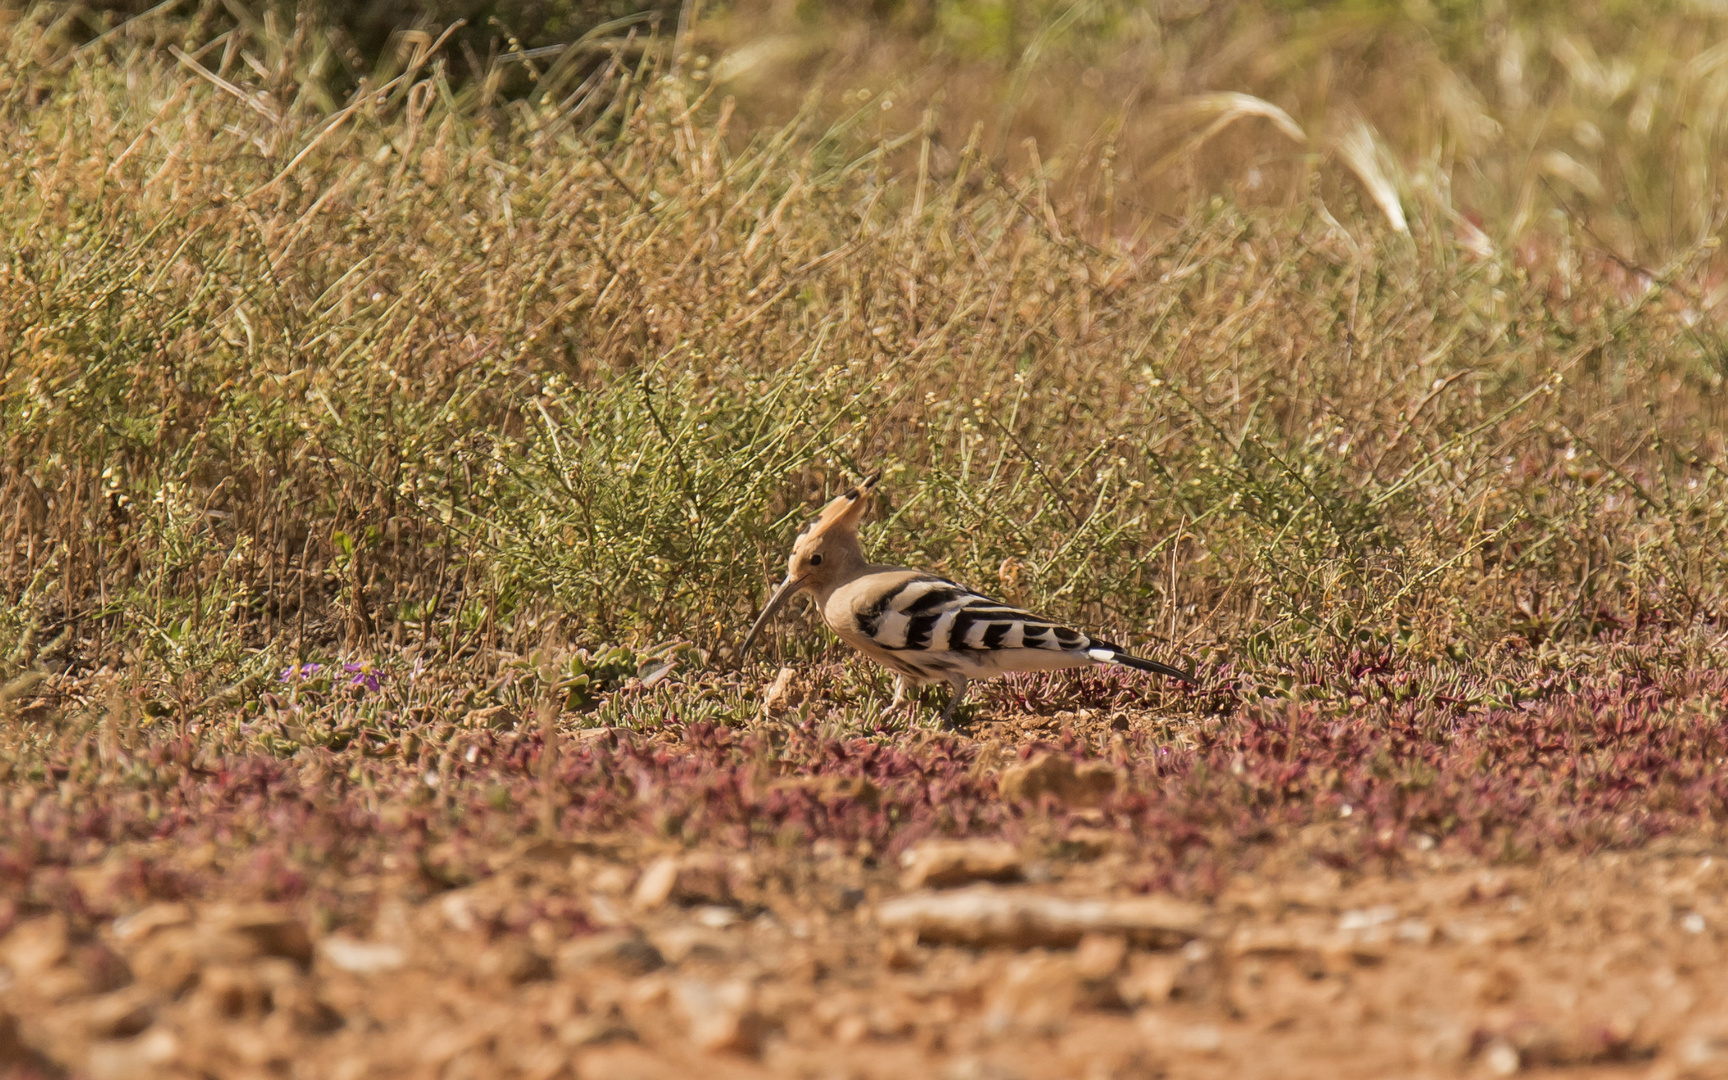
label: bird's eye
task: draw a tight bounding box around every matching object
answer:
[809,554,823,565]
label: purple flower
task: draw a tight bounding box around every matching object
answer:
[344,663,384,693]
[278,663,323,682]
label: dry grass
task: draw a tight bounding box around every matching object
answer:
[710,0,1728,265]
[3,3,1726,691]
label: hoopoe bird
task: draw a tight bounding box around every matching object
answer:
[740,476,1195,725]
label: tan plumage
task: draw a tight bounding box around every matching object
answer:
[740,476,1194,725]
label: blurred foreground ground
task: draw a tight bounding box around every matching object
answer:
[4,662,1726,1080]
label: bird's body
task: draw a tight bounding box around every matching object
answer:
[742,477,1193,724]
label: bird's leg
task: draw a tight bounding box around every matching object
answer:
[936,673,969,727]
[883,674,912,717]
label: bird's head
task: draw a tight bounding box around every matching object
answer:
[740,475,877,656]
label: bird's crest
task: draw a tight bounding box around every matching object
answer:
[801,473,878,540]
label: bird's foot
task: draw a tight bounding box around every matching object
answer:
[935,675,969,729]
[881,676,915,722]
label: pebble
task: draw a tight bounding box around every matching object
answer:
[84,1026,179,1080]
[996,753,1119,808]
[631,853,736,910]
[473,939,552,985]
[632,858,681,910]
[556,931,666,977]
[318,937,407,975]
[672,977,764,1055]
[877,884,1207,948]
[1483,1040,1521,1076]
[899,839,1023,890]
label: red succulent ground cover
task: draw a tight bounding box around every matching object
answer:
[2,653,1726,1078]
[6,654,1726,912]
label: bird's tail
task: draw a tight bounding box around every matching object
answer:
[1088,645,1197,684]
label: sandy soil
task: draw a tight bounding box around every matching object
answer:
[4,705,1727,1080]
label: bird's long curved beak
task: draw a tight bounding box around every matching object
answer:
[739,575,807,657]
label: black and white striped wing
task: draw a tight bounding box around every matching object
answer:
[830,571,1194,685]
[852,576,1097,670]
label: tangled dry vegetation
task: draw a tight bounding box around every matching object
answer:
[2,2,1728,1077]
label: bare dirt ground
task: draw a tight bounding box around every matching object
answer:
[15,831,1728,1080]
[4,662,1728,1080]
[4,798,1726,1080]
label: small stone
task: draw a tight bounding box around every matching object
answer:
[2,913,69,976]
[278,982,345,1035]
[624,973,671,1011]
[1117,953,1184,1007]
[1420,1025,1475,1067]
[125,928,206,997]
[85,1026,180,1080]
[829,886,865,913]
[110,904,192,944]
[693,906,739,929]
[632,853,735,910]
[1677,1031,1728,1066]
[997,752,1119,808]
[1475,966,1521,1005]
[877,884,1207,948]
[202,904,314,966]
[880,930,922,971]
[833,1013,869,1044]
[1440,915,1533,947]
[474,938,553,985]
[673,978,765,1055]
[438,890,484,933]
[1,914,129,1001]
[188,961,290,1022]
[1482,1040,1520,1076]
[651,925,735,965]
[1337,905,1397,931]
[589,864,636,895]
[670,853,735,906]
[1499,1017,1646,1067]
[633,857,681,910]
[320,937,408,974]
[79,989,155,1040]
[985,952,1093,1033]
[762,666,796,712]
[1073,932,1127,979]
[899,839,1023,890]
[1138,1012,1225,1056]
[557,932,666,977]
[1227,921,1384,969]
